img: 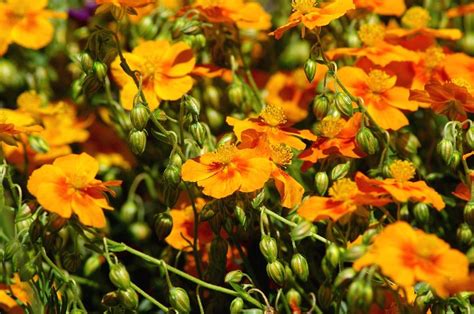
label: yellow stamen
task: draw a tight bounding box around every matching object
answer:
[424,46,445,69]
[358,24,385,46]
[213,143,238,164]
[402,6,431,29]
[389,160,416,182]
[367,70,393,94]
[451,78,473,94]
[291,0,317,14]
[317,116,345,138]
[270,144,293,165]
[328,178,358,201]
[260,104,288,127]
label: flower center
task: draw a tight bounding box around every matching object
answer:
[389,160,415,182]
[424,46,445,69]
[213,143,238,164]
[68,174,90,190]
[328,178,358,201]
[358,24,385,46]
[270,144,293,165]
[451,78,473,94]
[367,70,393,94]
[260,104,288,127]
[402,6,430,29]
[291,0,317,14]
[318,116,345,138]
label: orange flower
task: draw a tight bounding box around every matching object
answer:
[409,79,474,121]
[354,0,405,16]
[0,0,66,56]
[444,53,474,87]
[409,46,449,90]
[270,0,355,39]
[327,24,420,67]
[298,178,391,222]
[447,3,474,18]
[337,67,417,130]
[0,109,42,146]
[189,0,271,30]
[0,274,33,313]
[181,144,273,199]
[354,221,469,297]
[27,153,121,228]
[355,160,445,210]
[226,104,316,151]
[299,113,364,171]
[111,40,196,110]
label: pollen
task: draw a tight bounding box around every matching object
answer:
[317,116,345,138]
[291,0,317,14]
[402,6,431,29]
[451,78,473,94]
[213,143,238,164]
[358,24,385,46]
[328,178,358,201]
[260,104,288,126]
[424,46,445,69]
[389,160,416,182]
[367,70,393,94]
[270,144,293,165]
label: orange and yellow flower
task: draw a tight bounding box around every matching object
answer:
[298,178,391,222]
[299,113,364,171]
[0,274,33,313]
[355,160,445,210]
[0,109,42,146]
[447,3,474,18]
[226,104,316,151]
[111,40,196,110]
[443,53,474,87]
[0,0,66,56]
[337,67,418,130]
[270,0,355,39]
[181,144,273,199]
[27,153,121,228]
[354,0,405,16]
[354,221,469,297]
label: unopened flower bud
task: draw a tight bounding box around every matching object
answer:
[109,263,131,290]
[347,280,364,309]
[72,79,83,101]
[361,284,373,307]
[437,139,454,163]
[102,291,121,307]
[343,244,367,262]
[334,268,356,287]
[251,190,266,209]
[466,127,474,150]
[129,129,147,155]
[184,95,200,117]
[291,253,309,281]
[314,171,329,195]
[79,52,93,72]
[326,244,341,267]
[84,254,103,276]
[413,203,430,225]
[286,289,301,310]
[234,204,247,228]
[169,287,191,314]
[331,162,350,181]
[313,95,329,120]
[28,135,49,153]
[93,61,108,82]
[119,288,139,310]
[317,284,333,309]
[334,92,353,117]
[304,59,317,83]
[200,203,217,221]
[129,222,151,241]
[457,223,472,245]
[154,212,173,240]
[190,122,207,146]
[225,270,244,283]
[228,82,244,106]
[449,150,462,170]
[19,262,37,281]
[206,107,225,131]
[266,261,286,286]
[204,85,221,109]
[130,103,149,130]
[164,164,181,186]
[230,297,244,314]
[464,201,474,226]
[356,128,379,155]
[120,200,137,223]
[62,252,81,273]
[29,219,43,243]
[153,108,168,121]
[291,220,314,241]
[260,235,278,262]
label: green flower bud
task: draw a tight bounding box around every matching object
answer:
[129,222,151,241]
[321,256,333,278]
[84,254,102,276]
[457,223,472,246]
[61,252,81,273]
[119,288,139,310]
[467,247,474,264]
[228,82,244,106]
[137,16,158,39]
[347,280,364,309]
[43,232,63,251]
[313,95,329,120]
[304,59,317,83]
[164,164,181,186]
[234,203,247,228]
[130,103,149,130]
[259,235,278,262]
[464,201,474,226]
[79,52,93,72]
[109,263,131,290]
[286,289,301,309]
[395,131,420,155]
[184,95,201,117]
[101,291,121,307]
[169,287,191,314]
[29,219,43,243]
[190,122,207,146]
[343,244,367,262]
[200,202,217,221]
[466,127,474,150]
[204,85,221,109]
[399,203,410,221]
[19,262,37,281]
[326,244,341,267]
[120,200,137,223]
[129,129,147,155]
[93,61,108,82]
[153,108,168,121]
[356,128,379,155]
[413,203,430,225]
[361,284,373,307]
[449,150,462,170]
[209,213,223,234]
[251,190,266,209]
[437,139,454,163]
[334,92,353,117]
[28,135,49,153]
[331,162,350,181]
[317,284,333,309]
[291,220,314,241]
[266,261,286,286]
[71,79,84,101]
[163,183,179,206]
[291,253,309,281]
[206,107,225,131]
[225,270,244,283]
[217,133,236,148]
[82,74,102,96]
[154,212,173,241]
[314,171,329,195]
[230,297,244,314]
[334,268,356,287]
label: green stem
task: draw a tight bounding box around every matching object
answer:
[131,282,169,312]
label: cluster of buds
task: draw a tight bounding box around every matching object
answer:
[102,263,139,310]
